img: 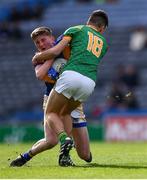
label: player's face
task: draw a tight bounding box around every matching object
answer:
[34,34,55,52]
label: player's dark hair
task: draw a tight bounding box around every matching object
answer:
[31,27,52,40]
[88,10,108,28]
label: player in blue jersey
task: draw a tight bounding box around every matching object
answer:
[10,27,92,167]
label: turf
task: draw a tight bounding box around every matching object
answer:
[0,142,147,179]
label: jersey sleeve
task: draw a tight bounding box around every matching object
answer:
[54,34,64,45]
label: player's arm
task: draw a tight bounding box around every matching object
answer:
[34,59,54,80]
[32,36,71,63]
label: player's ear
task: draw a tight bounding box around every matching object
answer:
[98,26,106,33]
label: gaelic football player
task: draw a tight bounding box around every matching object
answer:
[32,10,108,163]
[10,27,92,167]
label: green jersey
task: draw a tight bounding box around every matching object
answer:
[63,25,108,82]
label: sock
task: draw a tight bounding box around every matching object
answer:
[58,131,67,144]
[22,150,33,161]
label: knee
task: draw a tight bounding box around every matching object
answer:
[78,151,92,162]
[85,152,92,163]
[78,152,89,160]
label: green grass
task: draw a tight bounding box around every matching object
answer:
[1,142,147,178]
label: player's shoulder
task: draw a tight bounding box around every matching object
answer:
[70,25,84,30]
[64,25,84,34]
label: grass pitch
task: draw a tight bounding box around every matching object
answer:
[1,142,147,179]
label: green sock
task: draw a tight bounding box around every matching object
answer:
[58,132,67,144]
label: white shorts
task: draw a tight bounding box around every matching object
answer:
[55,70,96,102]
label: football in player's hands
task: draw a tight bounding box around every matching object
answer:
[52,58,67,74]
[48,58,67,80]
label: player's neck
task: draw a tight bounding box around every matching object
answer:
[87,25,99,32]
[87,24,104,34]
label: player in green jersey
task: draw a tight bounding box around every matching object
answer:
[32,10,108,165]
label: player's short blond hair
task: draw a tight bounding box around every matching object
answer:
[30,26,52,40]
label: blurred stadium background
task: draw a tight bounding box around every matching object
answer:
[0,0,147,143]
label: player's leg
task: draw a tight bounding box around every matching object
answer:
[45,89,80,166]
[10,95,58,167]
[30,95,58,155]
[60,114,72,136]
[10,117,58,167]
[30,94,58,155]
[71,104,92,162]
[30,119,58,155]
[10,90,76,167]
[72,126,92,162]
[45,88,81,136]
